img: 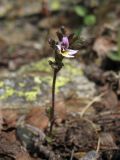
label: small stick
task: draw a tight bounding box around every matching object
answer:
[96,137,101,153]
[70,147,74,160]
[80,92,105,117]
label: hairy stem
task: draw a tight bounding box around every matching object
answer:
[49,69,57,134]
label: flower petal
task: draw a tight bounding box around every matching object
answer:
[61,36,69,49]
[60,50,74,58]
[56,44,78,58]
[63,54,74,58]
[67,49,78,55]
[56,44,61,51]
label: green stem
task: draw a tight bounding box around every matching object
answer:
[49,69,57,134]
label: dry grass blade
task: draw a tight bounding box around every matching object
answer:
[80,92,106,117]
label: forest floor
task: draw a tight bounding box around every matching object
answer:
[0,0,120,160]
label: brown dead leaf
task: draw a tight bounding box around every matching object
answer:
[93,36,116,57]
[16,149,33,160]
[100,132,118,150]
[0,130,34,160]
[94,90,118,113]
[25,107,49,131]
[0,109,3,132]
[102,90,118,109]
[2,109,18,128]
[55,101,67,124]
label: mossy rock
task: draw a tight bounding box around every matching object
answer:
[0,58,96,108]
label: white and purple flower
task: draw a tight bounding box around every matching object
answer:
[56,36,78,58]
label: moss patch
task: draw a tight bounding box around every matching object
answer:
[20,58,53,74]
[0,80,41,102]
[24,91,38,101]
[56,76,70,91]
[19,82,25,87]
[63,59,83,77]
[0,87,15,100]
[0,58,84,103]
[0,81,4,87]
[16,86,41,102]
[19,58,83,77]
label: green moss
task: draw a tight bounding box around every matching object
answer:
[0,81,4,87]
[0,87,15,100]
[16,86,41,102]
[19,58,83,79]
[34,76,42,84]
[64,59,83,77]
[0,77,42,102]
[35,74,69,93]
[0,58,83,102]
[0,95,5,100]
[25,91,38,101]
[17,91,25,97]
[21,58,53,73]
[41,76,52,84]
[19,82,25,87]
[40,74,69,92]
[31,60,50,72]
[56,76,70,91]
[16,90,38,101]
[6,88,15,97]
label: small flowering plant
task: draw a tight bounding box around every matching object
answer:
[48,27,79,134]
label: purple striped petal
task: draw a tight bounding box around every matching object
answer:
[61,36,69,49]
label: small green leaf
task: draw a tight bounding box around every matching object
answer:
[45,136,53,144]
[74,28,82,36]
[108,51,120,61]
[84,14,96,26]
[74,6,87,17]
